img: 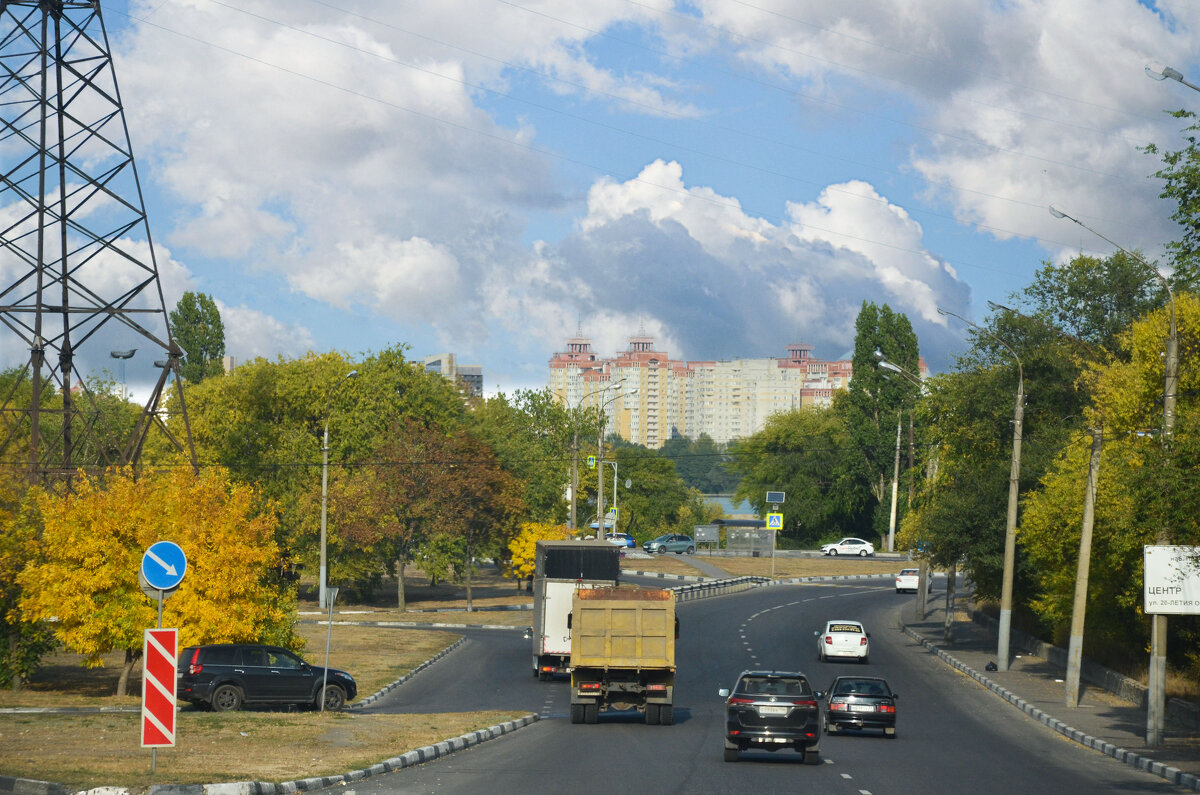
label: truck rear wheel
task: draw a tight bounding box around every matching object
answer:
[644,704,660,725]
[569,703,584,724]
[584,703,599,724]
[659,704,674,725]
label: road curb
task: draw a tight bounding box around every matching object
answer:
[899,622,1200,792]
[144,714,541,794]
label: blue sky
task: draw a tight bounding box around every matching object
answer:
[9,0,1200,398]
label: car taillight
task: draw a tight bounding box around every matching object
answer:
[187,648,202,675]
[860,637,868,646]
[646,683,667,691]
[824,636,832,644]
[879,704,895,713]
[728,697,755,704]
[830,702,847,711]
[791,699,817,708]
[580,682,601,691]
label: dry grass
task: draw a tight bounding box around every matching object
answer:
[0,709,525,791]
[620,554,712,576]
[0,619,527,791]
[714,556,906,579]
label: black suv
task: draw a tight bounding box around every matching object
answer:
[177,644,357,712]
[719,669,824,764]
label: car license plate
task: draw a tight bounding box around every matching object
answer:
[758,705,788,716]
[850,704,876,712]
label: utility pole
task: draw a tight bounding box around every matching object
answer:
[1066,428,1103,707]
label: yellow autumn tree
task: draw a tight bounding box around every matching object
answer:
[18,466,293,696]
[507,521,572,586]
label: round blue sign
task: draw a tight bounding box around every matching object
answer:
[141,541,187,591]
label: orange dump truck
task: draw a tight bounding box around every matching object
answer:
[568,585,676,726]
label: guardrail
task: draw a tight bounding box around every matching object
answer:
[671,576,770,601]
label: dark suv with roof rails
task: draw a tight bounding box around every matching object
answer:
[177,643,357,712]
[718,669,824,764]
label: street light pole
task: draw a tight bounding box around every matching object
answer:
[594,381,627,538]
[319,370,358,609]
[875,353,923,555]
[888,410,901,553]
[1049,205,1178,744]
[939,308,1023,672]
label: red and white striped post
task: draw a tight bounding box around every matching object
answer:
[141,627,178,769]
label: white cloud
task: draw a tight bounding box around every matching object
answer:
[217,301,316,364]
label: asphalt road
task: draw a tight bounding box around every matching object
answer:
[336,582,1185,794]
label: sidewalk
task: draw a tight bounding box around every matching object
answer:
[901,597,1200,791]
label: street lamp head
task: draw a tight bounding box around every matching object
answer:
[110,349,136,359]
[1048,204,1069,221]
[1146,63,1184,83]
[873,348,885,361]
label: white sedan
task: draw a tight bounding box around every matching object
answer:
[816,620,871,663]
[895,568,934,593]
[821,537,875,557]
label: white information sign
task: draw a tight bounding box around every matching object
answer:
[1144,545,1200,615]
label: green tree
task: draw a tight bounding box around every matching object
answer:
[177,346,468,585]
[1145,111,1200,291]
[606,442,696,541]
[473,389,572,524]
[660,434,738,493]
[1019,294,1200,668]
[838,301,920,543]
[169,291,226,383]
[18,467,290,695]
[729,404,856,546]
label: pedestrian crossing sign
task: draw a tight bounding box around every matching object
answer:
[766,513,783,530]
[587,455,596,469]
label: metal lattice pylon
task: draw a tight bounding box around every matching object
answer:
[0,0,196,482]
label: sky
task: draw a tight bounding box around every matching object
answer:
[6,0,1200,399]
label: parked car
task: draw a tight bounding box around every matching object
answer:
[821,537,875,557]
[815,620,871,663]
[825,675,897,737]
[895,567,933,593]
[719,670,823,764]
[643,534,696,554]
[606,533,636,549]
[177,643,357,712]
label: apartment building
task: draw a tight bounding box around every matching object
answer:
[548,334,865,448]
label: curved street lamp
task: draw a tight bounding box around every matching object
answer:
[1146,63,1200,94]
[938,307,1024,673]
[1048,203,1178,745]
[319,370,358,609]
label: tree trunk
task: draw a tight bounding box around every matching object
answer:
[9,635,22,691]
[116,647,141,697]
[396,552,408,612]
[465,539,473,613]
[943,562,957,643]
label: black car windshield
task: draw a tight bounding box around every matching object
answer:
[833,679,890,696]
[739,676,810,696]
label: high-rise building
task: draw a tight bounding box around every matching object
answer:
[549,333,896,448]
[423,353,483,397]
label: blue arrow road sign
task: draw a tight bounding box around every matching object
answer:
[141,541,187,591]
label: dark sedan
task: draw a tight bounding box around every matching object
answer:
[719,670,823,764]
[825,675,897,737]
